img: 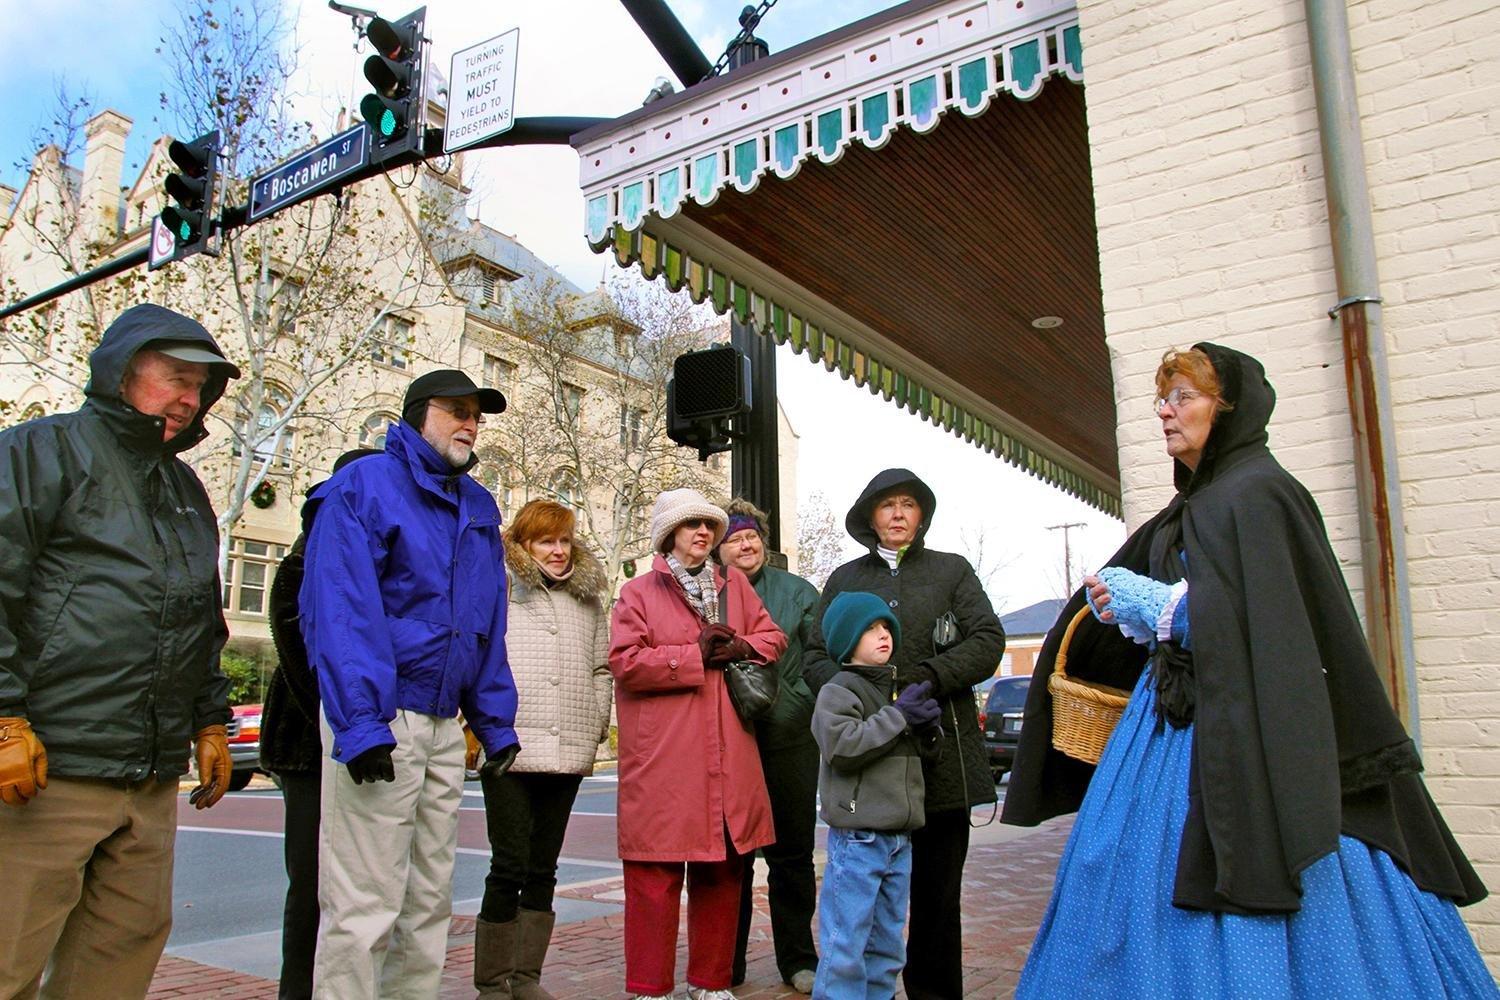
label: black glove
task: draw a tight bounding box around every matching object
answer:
[894,681,941,732]
[345,744,396,785]
[479,744,519,780]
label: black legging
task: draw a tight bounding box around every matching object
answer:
[732,738,819,983]
[276,768,321,1000]
[479,770,584,921]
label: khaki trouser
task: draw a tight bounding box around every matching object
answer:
[314,709,464,1000]
[0,775,177,1000]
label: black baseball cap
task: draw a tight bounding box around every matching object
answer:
[403,369,506,415]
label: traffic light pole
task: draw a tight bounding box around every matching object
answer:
[729,315,781,552]
[0,117,606,321]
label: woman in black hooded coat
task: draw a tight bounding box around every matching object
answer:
[1004,344,1493,998]
[802,468,1005,1000]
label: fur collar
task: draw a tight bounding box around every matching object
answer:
[505,541,608,603]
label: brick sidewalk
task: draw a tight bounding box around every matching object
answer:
[147,819,1071,999]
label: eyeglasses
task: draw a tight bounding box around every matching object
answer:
[430,401,486,426]
[677,518,712,531]
[1153,387,1205,414]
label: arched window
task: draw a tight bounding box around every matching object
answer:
[360,412,398,450]
[476,448,514,516]
[253,385,295,468]
[550,469,582,509]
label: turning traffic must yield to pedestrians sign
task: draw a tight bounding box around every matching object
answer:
[445,28,519,154]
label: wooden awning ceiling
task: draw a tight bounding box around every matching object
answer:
[574,0,1117,514]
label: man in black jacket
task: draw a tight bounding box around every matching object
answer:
[0,304,239,999]
[802,468,1005,1000]
[260,447,379,1000]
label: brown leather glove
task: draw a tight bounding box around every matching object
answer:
[0,717,47,807]
[697,623,736,669]
[706,634,756,669]
[463,724,482,772]
[192,724,231,810]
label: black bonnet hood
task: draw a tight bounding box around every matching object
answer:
[1174,342,1276,494]
[845,467,937,551]
[86,304,238,454]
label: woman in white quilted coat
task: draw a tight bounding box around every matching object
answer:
[472,499,612,1000]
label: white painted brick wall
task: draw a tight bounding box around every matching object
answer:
[1079,0,1500,968]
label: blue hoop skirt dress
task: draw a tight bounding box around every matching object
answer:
[1017,668,1499,999]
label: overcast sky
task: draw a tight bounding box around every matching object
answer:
[0,0,1129,612]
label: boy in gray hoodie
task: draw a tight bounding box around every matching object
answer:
[810,591,942,999]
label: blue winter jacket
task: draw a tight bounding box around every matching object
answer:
[299,420,518,764]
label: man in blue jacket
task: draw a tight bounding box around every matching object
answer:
[300,369,519,998]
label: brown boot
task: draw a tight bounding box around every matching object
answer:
[474,917,518,999]
[511,909,557,1000]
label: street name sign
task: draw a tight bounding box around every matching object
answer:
[445,28,519,154]
[249,123,369,222]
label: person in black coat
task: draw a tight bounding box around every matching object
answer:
[802,468,1005,1000]
[259,447,378,1000]
[1003,344,1490,997]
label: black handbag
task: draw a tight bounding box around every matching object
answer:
[724,658,779,722]
[715,583,779,722]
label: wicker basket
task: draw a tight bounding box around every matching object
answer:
[1048,605,1131,765]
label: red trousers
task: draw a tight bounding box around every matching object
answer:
[623,853,744,994]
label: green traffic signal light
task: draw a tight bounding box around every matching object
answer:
[360,8,425,166]
[360,93,403,139]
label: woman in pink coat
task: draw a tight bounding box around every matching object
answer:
[609,488,787,1000]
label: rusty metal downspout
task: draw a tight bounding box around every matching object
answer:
[1303,0,1421,744]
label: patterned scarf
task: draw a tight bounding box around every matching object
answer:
[665,553,720,625]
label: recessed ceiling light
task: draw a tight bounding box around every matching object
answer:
[1031,316,1064,329]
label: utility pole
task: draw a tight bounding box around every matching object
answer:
[1046,521,1086,594]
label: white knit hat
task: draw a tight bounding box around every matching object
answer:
[650,488,728,554]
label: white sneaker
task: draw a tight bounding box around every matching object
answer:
[632,994,676,1000]
[687,990,739,1000]
[790,968,817,994]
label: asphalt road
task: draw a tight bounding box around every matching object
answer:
[165,773,625,980]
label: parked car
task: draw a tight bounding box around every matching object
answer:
[979,676,1031,779]
[226,703,263,792]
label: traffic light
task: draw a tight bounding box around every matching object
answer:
[160,130,219,260]
[360,7,426,165]
[666,345,752,460]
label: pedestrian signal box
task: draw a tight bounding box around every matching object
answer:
[667,345,752,460]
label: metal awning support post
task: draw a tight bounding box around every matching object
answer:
[730,315,781,552]
[1304,0,1420,742]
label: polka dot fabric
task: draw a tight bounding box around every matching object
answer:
[1017,669,1499,999]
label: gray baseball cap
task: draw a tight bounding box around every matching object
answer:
[151,338,242,378]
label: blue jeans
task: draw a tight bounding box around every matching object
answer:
[814,828,912,1000]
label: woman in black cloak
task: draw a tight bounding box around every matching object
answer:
[1004,344,1495,997]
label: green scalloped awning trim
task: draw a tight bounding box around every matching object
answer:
[695,153,719,201]
[659,167,682,215]
[817,109,843,156]
[909,75,940,127]
[1011,38,1042,93]
[958,57,989,110]
[1063,25,1083,74]
[603,225,1120,517]
[862,93,890,141]
[733,139,758,186]
[774,125,799,172]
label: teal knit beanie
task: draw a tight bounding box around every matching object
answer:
[822,591,901,664]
